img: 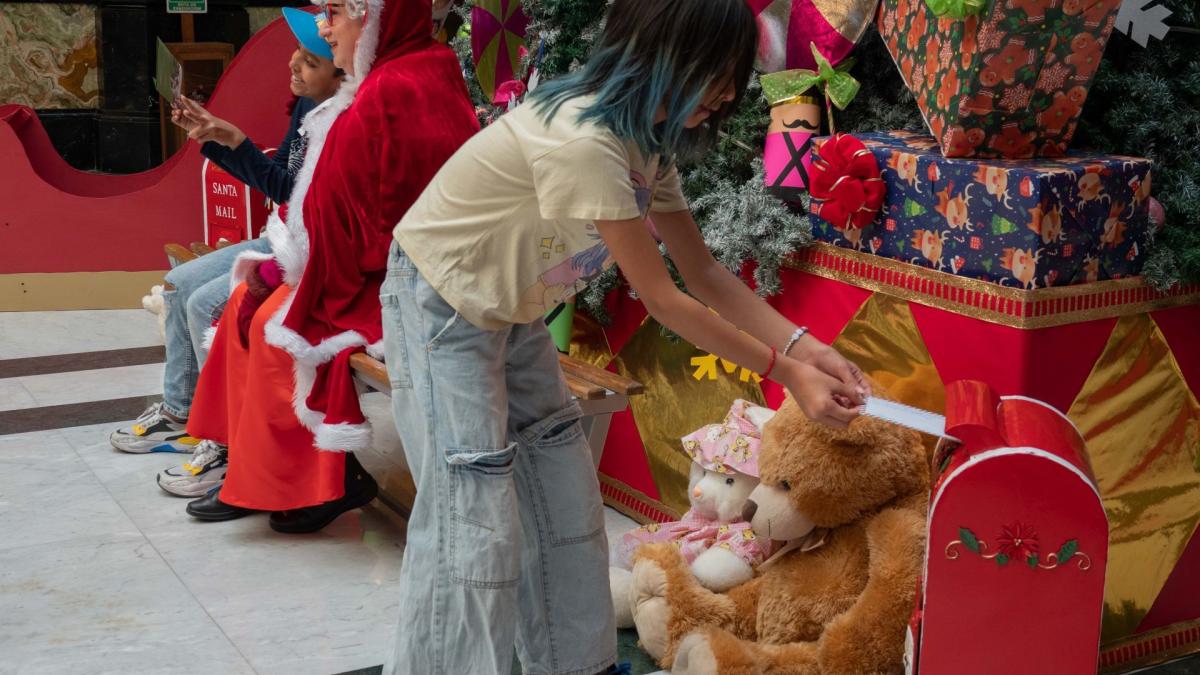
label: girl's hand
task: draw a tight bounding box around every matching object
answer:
[776,357,863,429]
[175,97,246,149]
[787,333,870,403]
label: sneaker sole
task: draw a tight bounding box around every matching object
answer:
[269,480,379,534]
[157,473,226,498]
[111,437,198,454]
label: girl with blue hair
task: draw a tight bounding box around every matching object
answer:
[383,0,868,672]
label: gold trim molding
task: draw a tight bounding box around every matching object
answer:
[786,243,1200,329]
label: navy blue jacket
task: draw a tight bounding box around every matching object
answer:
[200,96,317,205]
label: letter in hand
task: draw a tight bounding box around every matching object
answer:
[171,97,247,149]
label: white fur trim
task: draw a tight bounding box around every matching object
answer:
[353,0,386,86]
[365,339,385,360]
[314,421,373,452]
[201,325,219,351]
[257,287,375,450]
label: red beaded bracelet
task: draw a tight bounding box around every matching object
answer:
[761,346,778,381]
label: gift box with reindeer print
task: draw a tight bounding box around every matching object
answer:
[807,131,1153,288]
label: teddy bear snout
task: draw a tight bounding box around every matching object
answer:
[742,499,758,522]
[692,485,703,498]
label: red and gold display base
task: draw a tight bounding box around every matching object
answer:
[578,242,1200,670]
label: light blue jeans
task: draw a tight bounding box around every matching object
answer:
[161,238,272,419]
[381,241,616,675]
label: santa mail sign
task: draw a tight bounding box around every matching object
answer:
[201,157,270,248]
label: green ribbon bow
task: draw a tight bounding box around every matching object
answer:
[759,43,861,111]
[923,0,987,20]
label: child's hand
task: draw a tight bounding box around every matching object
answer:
[786,333,870,402]
[175,97,247,149]
[777,356,863,429]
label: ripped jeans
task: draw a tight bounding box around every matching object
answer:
[380,241,616,675]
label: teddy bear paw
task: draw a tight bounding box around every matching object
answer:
[630,558,671,660]
[673,632,720,675]
[609,566,635,629]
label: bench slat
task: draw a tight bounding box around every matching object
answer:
[349,352,390,391]
[164,243,199,267]
[557,353,644,396]
[351,352,610,400]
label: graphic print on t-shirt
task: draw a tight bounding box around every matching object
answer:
[518,170,656,313]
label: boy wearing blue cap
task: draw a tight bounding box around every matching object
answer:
[109,9,346,500]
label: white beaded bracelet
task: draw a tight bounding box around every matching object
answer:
[782,326,810,357]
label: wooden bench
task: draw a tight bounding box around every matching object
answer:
[163,240,644,467]
[350,351,643,468]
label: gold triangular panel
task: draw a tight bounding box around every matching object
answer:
[611,318,766,514]
[1068,314,1200,643]
[568,311,615,370]
[831,293,945,460]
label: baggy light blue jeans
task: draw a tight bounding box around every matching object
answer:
[380,241,616,675]
[161,237,272,419]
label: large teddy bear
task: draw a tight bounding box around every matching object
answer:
[628,393,929,674]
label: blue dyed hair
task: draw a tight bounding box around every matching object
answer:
[530,0,758,162]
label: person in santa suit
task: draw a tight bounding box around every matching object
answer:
[182,0,478,533]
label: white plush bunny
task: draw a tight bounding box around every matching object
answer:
[142,285,166,341]
[610,401,776,628]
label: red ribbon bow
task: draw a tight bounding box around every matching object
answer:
[492,79,527,107]
[809,133,886,231]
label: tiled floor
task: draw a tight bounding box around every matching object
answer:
[0,309,645,675]
[6,308,1194,675]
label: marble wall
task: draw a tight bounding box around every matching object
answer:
[247,6,282,36]
[0,3,99,109]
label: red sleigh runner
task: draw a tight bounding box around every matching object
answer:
[909,380,1108,674]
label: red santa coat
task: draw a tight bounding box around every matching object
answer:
[189,0,478,508]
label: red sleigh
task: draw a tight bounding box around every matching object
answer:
[909,380,1109,674]
[0,16,296,298]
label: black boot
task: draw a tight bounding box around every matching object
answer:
[186,487,258,522]
[268,452,379,534]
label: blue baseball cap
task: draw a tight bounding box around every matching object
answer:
[282,7,334,61]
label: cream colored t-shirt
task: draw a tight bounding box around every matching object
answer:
[393,95,689,330]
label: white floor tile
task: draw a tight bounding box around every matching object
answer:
[12,362,165,411]
[0,379,36,414]
[150,509,404,675]
[0,533,256,675]
[0,309,161,360]
[0,430,142,551]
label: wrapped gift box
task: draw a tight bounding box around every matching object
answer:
[877,0,1120,158]
[581,245,1200,673]
[809,132,1153,288]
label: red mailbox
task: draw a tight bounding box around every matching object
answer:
[910,381,1108,674]
[201,148,274,248]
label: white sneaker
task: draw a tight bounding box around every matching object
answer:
[109,403,199,454]
[157,440,228,497]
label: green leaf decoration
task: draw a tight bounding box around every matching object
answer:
[959,527,981,553]
[996,553,1010,566]
[983,259,995,272]
[904,198,928,217]
[1027,554,1039,569]
[924,0,988,20]
[1058,539,1079,560]
[992,214,1017,234]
